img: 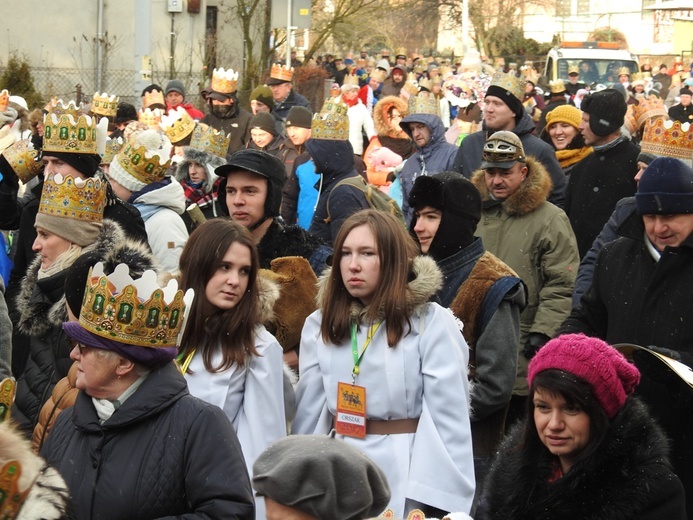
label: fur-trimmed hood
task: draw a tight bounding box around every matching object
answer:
[16,219,154,337]
[256,271,281,325]
[470,156,553,217]
[316,255,442,319]
[174,146,226,194]
[373,95,410,138]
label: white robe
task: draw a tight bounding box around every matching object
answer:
[292,303,475,517]
[185,326,287,520]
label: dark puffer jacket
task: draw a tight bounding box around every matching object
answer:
[477,397,686,520]
[41,362,255,520]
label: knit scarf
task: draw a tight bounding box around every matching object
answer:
[593,135,627,154]
[182,180,216,209]
[555,146,593,170]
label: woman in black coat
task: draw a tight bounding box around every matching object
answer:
[477,333,686,520]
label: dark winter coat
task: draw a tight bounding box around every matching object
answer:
[201,107,253,154]
[11,220,152,436]
[41,362,255,520]
[258,219,331,276]
[399,113,459,224]
[564,138,639,258]
[668,102,693,124]
[452,111,566,208]
[477,397,686,520]
[306,138,369,245]
[273,90,312,122]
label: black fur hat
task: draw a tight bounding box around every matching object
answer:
[581,89,627,136]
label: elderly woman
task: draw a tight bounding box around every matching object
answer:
[477,333,686,520]
[40,262,255,520]
[541,105,592,178]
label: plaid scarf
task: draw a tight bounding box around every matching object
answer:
[182,178,220,209]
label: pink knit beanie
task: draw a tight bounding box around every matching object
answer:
[528,334,640,418]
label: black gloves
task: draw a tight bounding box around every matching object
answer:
[523,333,550,360]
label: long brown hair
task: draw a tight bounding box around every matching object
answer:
[179,219,260,372]
[320,210,418,347]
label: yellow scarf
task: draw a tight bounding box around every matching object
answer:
[555,146,593,170]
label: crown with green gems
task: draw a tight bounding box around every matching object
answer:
[311,99,350,140]
[159,106,195,144]
[79,262,194,348]
[91,92,119,118]
[114,139,171,186]
[189,123,230,159]
[43,100,99,155]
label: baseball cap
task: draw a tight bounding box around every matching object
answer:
[480,131,526,170]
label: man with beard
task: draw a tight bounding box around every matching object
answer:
[381,65,407,97]
[201,67,252,154]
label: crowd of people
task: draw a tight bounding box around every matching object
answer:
[0,46,691,520]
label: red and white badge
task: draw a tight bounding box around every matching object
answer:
[335,382,367,438]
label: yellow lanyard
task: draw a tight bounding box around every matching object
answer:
[350,321,382,383]
[176,349,196,375]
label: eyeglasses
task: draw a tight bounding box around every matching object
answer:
[70,340,92,354]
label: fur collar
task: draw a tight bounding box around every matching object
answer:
[256,272,280,324]
[16,220,153,337]
[373,95,410,138]
[470,156,552,217]
[317,255,442,320]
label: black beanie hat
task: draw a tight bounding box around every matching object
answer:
[581,89,627,136]
[41,151,101,177]
[286,106,312,129]
[408,172,482,261]
[249,111,278,136]
[485,85,525,120]
[636,157,693,215]
[216,149,286,218]
[114,102,138,124]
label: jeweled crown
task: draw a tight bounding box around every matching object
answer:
[211,67,239,94]
[270,63,294,82]
[633,96,667,129]
[79,262,194,348]
[342,74,359,87]
[1,139,42,183]
[114,139,171,186]
[101,137,124,165]
[408,93,440,116]
[549,79,566,94]
[0,90,8,113]
[311,99,350,140]
[159,106,195,144]
[640,118,693,166]
[490,71,525,100]
[189,123,230,159]
[43,100,98,154]
[138,107,165,129]
[91,92,119,117]
[395,47,407,58]
[142,89,165,109]
[39,173,106,224]
[0,461,30,518]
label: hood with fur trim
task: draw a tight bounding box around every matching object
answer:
[174,147,226,194]
[373,95,410,138]
[470,156,552,217]
[316,255,442,320]
[16,219,155,338]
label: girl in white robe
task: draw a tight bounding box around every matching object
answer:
[178,219,286,520]
[292,210,475,518]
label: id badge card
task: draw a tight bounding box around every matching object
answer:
[335,382,367,438]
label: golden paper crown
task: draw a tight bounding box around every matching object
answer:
[0,460,31,518]
[633,97,668,129]
[0,379,14,423]
[489,71,526,101]
[114,139,171,186]
[142,89,165,109]
[0,90,8,113]
[39,173,106,224]
[43,100,98,154]
[1,139,42,183]
[342,74,359,87]
[640,118,693,166]
[79,262,194,348]
[356,58,368,69]
[440,66,453,79]
[211,67,239,94]
[549,79,567,94]
[418,77,433,91]
[395,47,407,58]
[101,137,124,165]
[159,106,195,144]
[91,92,119,117]
[270,63,294,82]
[311,99,350,140]
[189,122,230,158]
[402,81,419,97]
[567,64,579,75]
[138,107,165,129]
[370,69,387,83]
[619,67,631,76]
[408,93,440,116]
